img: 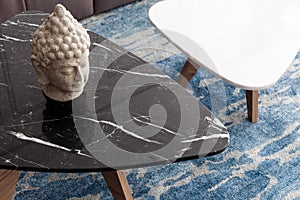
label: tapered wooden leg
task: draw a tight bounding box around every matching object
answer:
[0,169,20,200]
[177,59,198,87]
[101,170,133,200]
[246,90,258,123]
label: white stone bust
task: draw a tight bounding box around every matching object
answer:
[31,4,91,101]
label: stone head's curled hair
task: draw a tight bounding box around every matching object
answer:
[31,4,90,68]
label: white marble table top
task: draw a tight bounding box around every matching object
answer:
[149,0,300,90]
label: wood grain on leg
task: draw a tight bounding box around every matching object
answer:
[177,59,198,87]
[246,90,258,123]
[0,169,20,200]
[101,170,133,200]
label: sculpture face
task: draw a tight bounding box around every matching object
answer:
[47,51,89,93]
[31,4,91,101]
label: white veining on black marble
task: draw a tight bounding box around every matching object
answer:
[73,150,93,158]
[174,147,192,159]
[205,116,228,134]
[208,124,227,133]
[26,85,41,90]
[205,116,225,128]
[0,146,49,169]
[15,154,49,169]
[16,20,39,27]
[119,69,171,78]
[0,82,8,87]
[6,131,92,158]
[2,34,31,42]
[4,20,18,25]
[149,153,169,161]
[92,42,113,52]
[0,156,19,168]
[133,116,182,136]
[0,37,11,42]
[74,116,162,144]
[91,66,170,78]
[181,134,229,143]
[99,120,160,144]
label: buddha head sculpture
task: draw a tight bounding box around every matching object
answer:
[31,4,91,101]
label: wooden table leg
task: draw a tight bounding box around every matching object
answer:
[101,170,133,200]
[0,169,20,200]
[180,60,259,123]
[246,90,258,123]
[177,59,198,87]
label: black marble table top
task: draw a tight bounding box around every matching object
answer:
[0,11,229,172]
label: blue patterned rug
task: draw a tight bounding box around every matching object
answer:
[15,0,300,199]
